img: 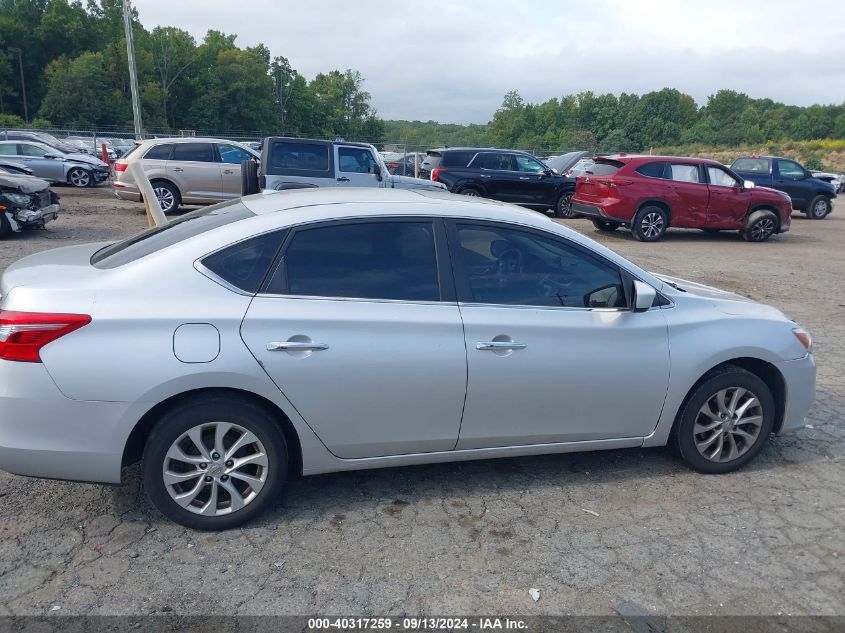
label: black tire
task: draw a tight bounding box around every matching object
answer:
[632,205,668,242]
[553,191,575,218]
[150,180,180,214]
[742,209,778,242]
[592,219,619,232]
[241,159,260,196]
[0,212,11,237]
[143,395,288,530]
[672,365,775,474]
[458,186,483,198]
[67,167,93,188]
[807,195,831,220]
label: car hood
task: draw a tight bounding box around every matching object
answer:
[654,273,788,319]
[64,153,108,167]
[390,174,447,190]
[546,150,588,175]
[0,173,51,194]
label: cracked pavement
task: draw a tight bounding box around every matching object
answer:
[0,188,842,616]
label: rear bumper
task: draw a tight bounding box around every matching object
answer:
[774,354,816,434]
[571,203,606,219]
[112,183,141,202]
[0,361,135,484]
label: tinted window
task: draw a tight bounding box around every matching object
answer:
[202,230,287,293]
[586,160,623,176]
[475,153,514,170]
[636,162,668,179]
[144,144,174,160]
[217,143,254,165]
[669,164,700,183]
[515,154,546,173]
[707,166,740,187]
[338,147,378,173]
[269,141,329,172]
[270,222,439,301]
[0,144,17,156]
[172,143,214,162]
[732,158,770,173]
[91,200,255,269]
[441,151,477,167]
[455,224,626,308]
[20,144,48,157]
[777,159,804,179]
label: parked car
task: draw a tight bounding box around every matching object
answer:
[0,140,109,188]
[105,137,135,158]
[0,188,815,529]
[429,148,585,218]
[0,159,34,176]
[64,136,117,161]
[112,138,259,213]
[730,156,836,219]
[810,171,844,194]
[0,171,60,237]
[545,152,591,178]
[0,130,77,155]
[255,137,445,193]
[383,153,420,176]
[571,155,794,242]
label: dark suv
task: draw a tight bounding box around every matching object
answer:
[428,148,585,217]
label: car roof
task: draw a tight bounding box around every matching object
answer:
[139,137,251,146]
[599,154,723,166]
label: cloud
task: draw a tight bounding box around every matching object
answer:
[133,0,845,124]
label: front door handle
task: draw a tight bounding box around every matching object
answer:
[337,177,350,182]
[476,341,527,351]
[480,174,491,178]
[519,176,530,180]
[172,167,184,172]
[267,341,329,352]
[223,169,234,174]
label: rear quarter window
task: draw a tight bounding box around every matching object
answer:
[635,162,669,179]
[441,151,477,168]
[91,200,255,269]
[732,158,770,173]
[201,230,288,293]
[143,144,174,160]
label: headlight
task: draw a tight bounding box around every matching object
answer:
[793,327,812,352]
[2,193,31,206]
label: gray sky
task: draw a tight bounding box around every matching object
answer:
[134,0,845,124]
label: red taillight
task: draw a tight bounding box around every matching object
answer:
[0,311,91,363]
[114,162,128,172]
[431,168,443,182]
[605,178,633,187]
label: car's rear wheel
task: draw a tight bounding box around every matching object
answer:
[67,167,92,188]
[151,181,180,214]
[592,219,619,232]
[459,187,482,197]
[742,209,778,242]
[554,192,575,218]
[672,366,774,474]
[143,396,288,530]
[632,206,668,242]
[807,195,831,219]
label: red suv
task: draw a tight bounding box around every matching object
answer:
[571,155,793,242]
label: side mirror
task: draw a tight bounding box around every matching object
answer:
[373,163,382,181]
[43,154,57,160]
[543,168,554,177]
[743,180,755,189]
[632,280,656,312]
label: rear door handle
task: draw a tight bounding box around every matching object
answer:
[476,341,527,351]
[519,176,530,180]
[172,167,184,172]
[480,174,491,178]
[267,341,329,352]
[223,169,234,174]
[337,177,350,182]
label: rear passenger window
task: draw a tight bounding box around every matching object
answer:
[201,230,288,293]
[441,151,477,167]
[172,143,215,162]
[475,153,514,170]
[268,222,440,301]
[636,162,668,179]
[732,158,770,173]
[144,144,174,160]
[669,164,701,183]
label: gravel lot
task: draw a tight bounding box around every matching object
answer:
[0,187,843,617]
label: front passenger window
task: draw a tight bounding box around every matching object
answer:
[454,224,626,308]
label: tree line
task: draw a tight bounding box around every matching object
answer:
[0,0,383,139]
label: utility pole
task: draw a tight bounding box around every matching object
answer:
[122,0,143,139]
[7,47,27,123]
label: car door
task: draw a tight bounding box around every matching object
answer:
[705,165,751,228]
[17,143,65,181]
[474,152,519,201]
[334,146,381,187]
[513,154,558,205]
[216,142,257,197]
[774,159,809,209]
[665,162,709,227]
[447,220,670,449]
[240,218,467,459]
[168,142,223,200]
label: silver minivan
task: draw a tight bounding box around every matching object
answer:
[112,138,259,213]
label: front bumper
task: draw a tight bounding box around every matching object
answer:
[92,169,110,184]
[4,203,60,232]
[774,354,817,434]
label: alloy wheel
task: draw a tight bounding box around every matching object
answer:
[750,217,775,241]
[559,193,574,218]
[694,387,763,463]
[162,422,268,516]
[155,186,176,212]
[462,190,479,197]
[812,199,829,218]
[641,212,664,239]
[69,169,91,187]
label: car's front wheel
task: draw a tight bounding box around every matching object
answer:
[742,209,778,242]
[67,167,92,188]
[143,395,288,530]
[807,195,831,220]
[673,365,775,474]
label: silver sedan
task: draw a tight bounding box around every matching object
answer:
[0,189,816,529]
